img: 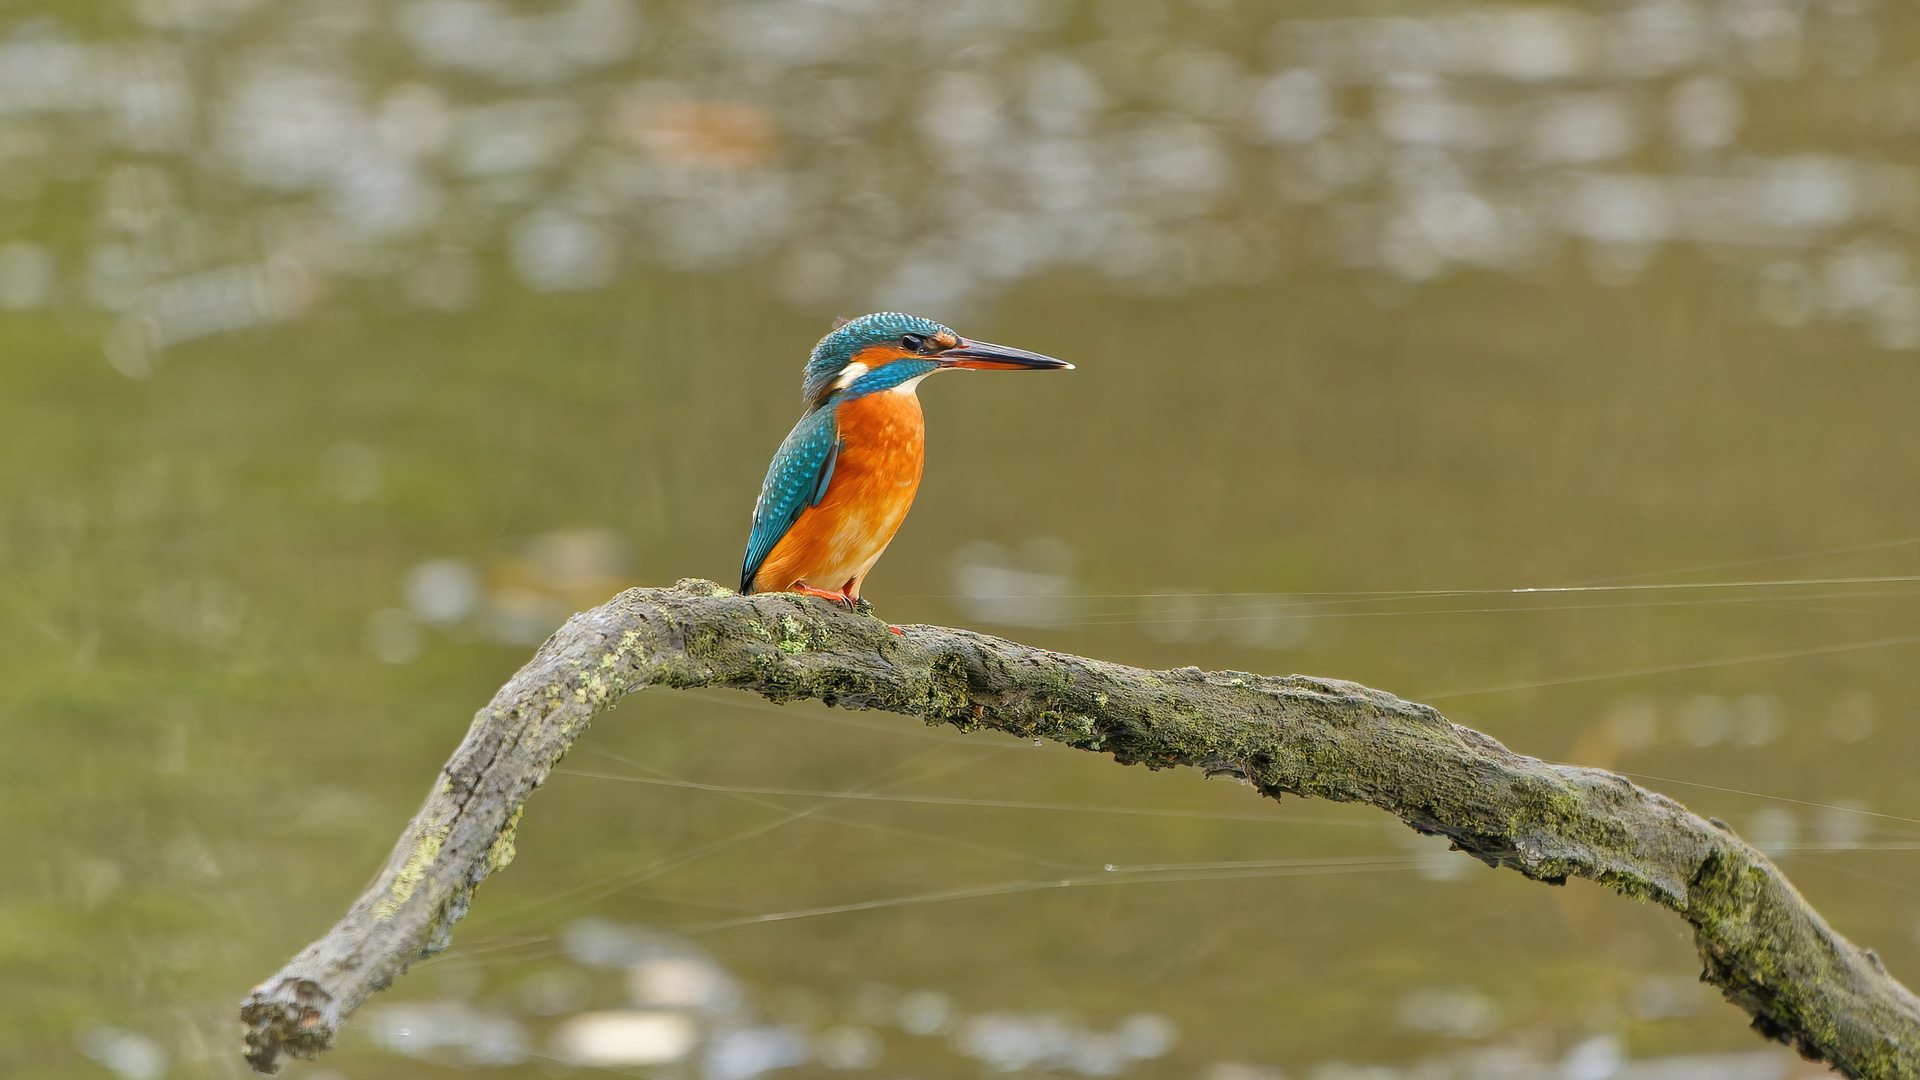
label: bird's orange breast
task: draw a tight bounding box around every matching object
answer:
[753,388,926,596]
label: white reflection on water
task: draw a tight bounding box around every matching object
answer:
[511,206,616,291]
[894,987,958,1035]
[1396,986,1500,1039]
[5,0,1920,373]
[814,1023,883,1069]
[397,0,641,86]
[1565,1036,1625,1080]
[1823,688,1879,742]
[1747,805,1800,856]
[706,1024,812,1080]
[75,1023,168,1080]
[1812,801,1873,849]
[378,916,1183,1078]
[367,1000,529,1066]
[950,537,1076,628]
[952,1010,1178,1075]
[630,954,742,1013]
[369,528,637,652]
[552,1009,699,1066]
[382,911,1821,1080]
[406,557,482,625]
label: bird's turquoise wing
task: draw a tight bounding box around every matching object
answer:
[741,407,841,593]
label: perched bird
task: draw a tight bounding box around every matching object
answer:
[740,312,1071,611]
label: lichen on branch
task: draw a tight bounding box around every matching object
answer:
[239,580,1920,1079]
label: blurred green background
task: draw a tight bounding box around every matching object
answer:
[3,2,1918,1079]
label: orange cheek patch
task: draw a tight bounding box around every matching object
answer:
[851,344,911,367]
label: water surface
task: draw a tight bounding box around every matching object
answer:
[3,3,1916,1079]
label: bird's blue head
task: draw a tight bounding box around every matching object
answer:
[800,312,1070,412]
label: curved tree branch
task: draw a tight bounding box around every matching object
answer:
[239,580,1919,1078]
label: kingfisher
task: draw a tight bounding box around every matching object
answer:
[739,312,1071,613]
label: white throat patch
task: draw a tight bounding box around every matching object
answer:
[890,373,931,395]
[832,362,869,390]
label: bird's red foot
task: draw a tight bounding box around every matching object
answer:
[889,625,905,636]
[792,583,856,610]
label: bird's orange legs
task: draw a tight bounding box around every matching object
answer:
[791,581,856,609]
[789,580,906,635]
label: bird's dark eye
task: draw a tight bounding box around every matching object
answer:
[900,334,925,353]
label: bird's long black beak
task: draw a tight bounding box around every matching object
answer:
[936,338,1073,371]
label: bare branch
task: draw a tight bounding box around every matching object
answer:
[239,580,1920,1079]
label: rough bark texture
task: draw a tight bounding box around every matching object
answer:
[240,580,1919,1077]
